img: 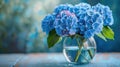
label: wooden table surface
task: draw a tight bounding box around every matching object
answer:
[0,53,120,67]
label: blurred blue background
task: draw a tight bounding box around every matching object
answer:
[0,0,120,53]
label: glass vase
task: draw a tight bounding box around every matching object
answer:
[63,35,96,64]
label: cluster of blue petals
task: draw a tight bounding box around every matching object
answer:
[42,14,55,34]
[77,9,103,38]
[54,10,78,36]
[42,3,114,38]
[92,3,114,26]
[54,4,74,15]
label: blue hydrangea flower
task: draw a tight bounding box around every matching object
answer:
[54,4,74,16]
[42,14,55,34]
[92,3,114,26]
[73,3,91,17]
[77,9,103,38]
[41,3,113,39]
[54,10,78,36]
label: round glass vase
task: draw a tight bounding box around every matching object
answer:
[63,35,96,64]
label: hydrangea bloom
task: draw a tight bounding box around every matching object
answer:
[77,9,103,38]
[54,4,74,16]
[92,3,114,26]
[42,3,113,39]
[42,14,55,34]
[54,10,78,36]
[73,3,91,17]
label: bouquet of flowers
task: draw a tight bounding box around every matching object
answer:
[42,3,114,48]
[42,3,114,63]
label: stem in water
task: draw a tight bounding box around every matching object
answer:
[74,36,83,62]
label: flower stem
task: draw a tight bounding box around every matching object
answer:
[74,37,83,62]
[80,53,89,62]
[87,39,94,59]
[74,48,82,62]
[88,49,93,59]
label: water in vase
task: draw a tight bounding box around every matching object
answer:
[63,46,96,64]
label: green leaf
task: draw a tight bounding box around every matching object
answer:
[96,33,107,41]
[102,26,114,40]
[47,29,61,48]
